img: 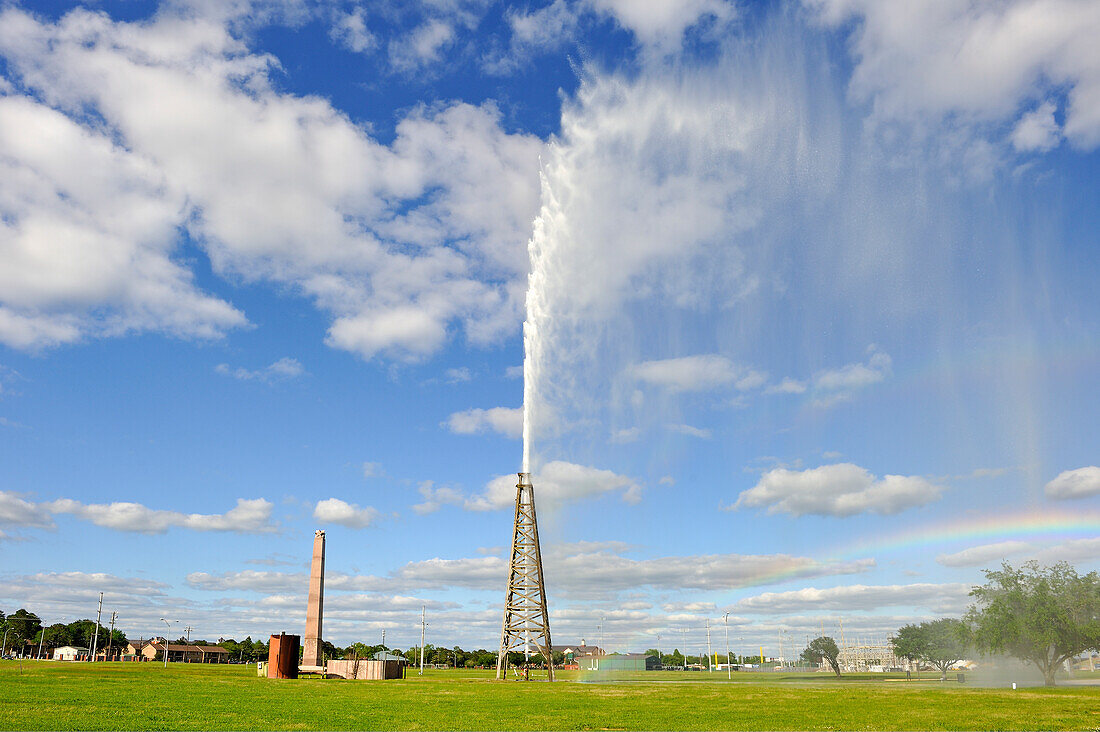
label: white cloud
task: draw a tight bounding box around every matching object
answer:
[313,498,380,529]
[1034,537,1100,563]
[812,346,891,393]
[444,367,472,383]
[485,0,581,74]
[806,0,1100,150]
[389,18,454,71]
[504,365,523,379]
[936,540,1035,568]
[361,461,381,479]
[1012,101,1062,152]
[412,481,466,515]
[467,461,641,511]
[187,545,871,597]
[215,357,304,383]
[610,427,641,444]
[733,583,972,615]
[0,93,246,349]
[0,490,53,528]
[328,7,376,53]
[590,0,736,55]
[631,355,764,393]
[667,423,712,439]
[1044,466,1100,500]
[0,7,542,359]
[444,406,522,438]
[46,497,275,534]
[765,377,807,395]
[734,463,942,517]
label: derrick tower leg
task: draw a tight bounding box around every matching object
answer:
[496,472,554,681]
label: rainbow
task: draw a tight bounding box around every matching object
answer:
[834,507,1100,560]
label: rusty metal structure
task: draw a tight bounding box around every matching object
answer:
[267,633,300,679]
[496,472,554,681]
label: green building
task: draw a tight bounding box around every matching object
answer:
[582,653,659,671]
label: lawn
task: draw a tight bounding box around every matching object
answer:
[1,661,1097,731]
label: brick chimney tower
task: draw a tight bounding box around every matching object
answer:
[302,530,325,667]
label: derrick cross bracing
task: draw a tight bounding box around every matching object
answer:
[496,472,554,681]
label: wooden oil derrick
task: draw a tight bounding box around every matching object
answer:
[496,472,554,681]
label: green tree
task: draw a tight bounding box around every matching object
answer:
[801,636,841,676]
[892,619,967,681]
[41,623,72,648]
[964,561,1100,686]
[923,619,968,680]
[7,609,42,645]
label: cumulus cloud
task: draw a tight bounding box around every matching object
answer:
[1012,101,1062,152]
[328,7,376,53]
[667,423,712,439]
[806,0,1100,150]
[0,7,542,359]
[936,540,1035,568]
[0,490,54,529]
[412,481,466,515]
[631,355,765,393]
[313,498,380,529]
[215,357,305,383]
[734,463,942,517]
[809,346,892,405]
[1044,466,1100,500]
[187,545,872,597]
[466,461,641,511]
[733,583,972,615]
[47,497,275,534]
[591,0,736,55]
[1034,537,1100,563]
[444,406,522,438]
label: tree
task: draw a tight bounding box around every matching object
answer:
[801,636,841,676]
[964,561,1100,687]
[41,623,72,648]
[6,609,42,645]
[892,620,967,681]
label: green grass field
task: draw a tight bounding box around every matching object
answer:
[1,661,1098,731]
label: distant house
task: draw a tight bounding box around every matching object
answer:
[53,646,89,661]
[582,653,659,671]
[550,642,603,665]
[125,640,152,656]
[141,640,230,663]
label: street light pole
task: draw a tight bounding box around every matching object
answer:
[723,613,731,680]
[160,619,176,668]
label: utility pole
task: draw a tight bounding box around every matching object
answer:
[706,619,713,672]
[381,628,386,655]
[160,618,176,668]
[90,592,104,661]
[419,606,426,675]
[723,613,731,680]
[107,612,118,661]
[183,626,193,644]
[37,627,45,660]
[656,633,661,667]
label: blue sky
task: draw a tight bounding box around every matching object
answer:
[1,0,1098,658]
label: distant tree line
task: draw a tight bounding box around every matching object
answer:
[7,561,1096,686]
[798,561,1100,686]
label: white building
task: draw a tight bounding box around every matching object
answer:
[53,646,89,661]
